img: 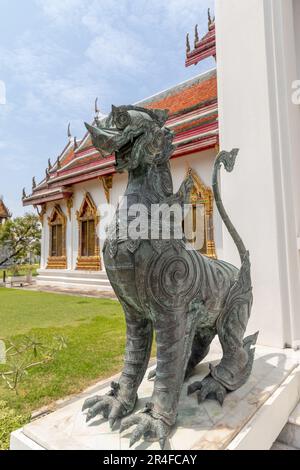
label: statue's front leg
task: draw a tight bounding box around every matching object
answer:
[83,302,153,428]
[121,303,198,449]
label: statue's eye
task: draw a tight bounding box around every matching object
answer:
[115,111,131,130]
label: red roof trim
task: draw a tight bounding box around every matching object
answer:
[23,190,73,206]
[49,166,115,189]
[186,47,216,67]
[24,131,218,205]
[186,22,216,68]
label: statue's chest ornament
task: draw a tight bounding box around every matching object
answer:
[144,246,201,310]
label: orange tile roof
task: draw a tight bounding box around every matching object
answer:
[64,71,217,164]
[60,147,75,167]
[142,73,217,116]
[25,70,218,205]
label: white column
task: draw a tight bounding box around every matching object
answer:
[40,209,49,269]
[66,205,73,270]
[215,0,300,348]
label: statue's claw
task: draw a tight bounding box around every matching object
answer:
[82,396,101,411]
[120,412,170,449]
[147,369,156,381]
[82,394,128,425]
[119,415,140,433]
[188,375,227,407]
[86,399,109,422]
[187,381,202,396]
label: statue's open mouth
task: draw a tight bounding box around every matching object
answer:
[84,122,143,173]
[114,136,141,172]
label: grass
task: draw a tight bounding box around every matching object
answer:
[0,288,129,449]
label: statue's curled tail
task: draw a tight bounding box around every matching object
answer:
[212,149,247,264]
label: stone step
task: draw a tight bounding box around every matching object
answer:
[37,269,109,280]
[36,269,113,292]
[9,347,300,450]
[37,275,111,286]
[277,403,300,449]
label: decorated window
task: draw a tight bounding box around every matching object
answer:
[51,222,63,256]
[183,169,217,259]
[47,205,67,269]
[81,219,96,256]
[76,193,101,270]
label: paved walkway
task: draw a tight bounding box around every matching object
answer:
[8,282,118,300]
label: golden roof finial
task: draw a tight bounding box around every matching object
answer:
[194,24,199,47]
[208,8,212,26]
[95,97,100,125]
[186,33,191,55]
[67,122,72,142]
[95,97,100,116]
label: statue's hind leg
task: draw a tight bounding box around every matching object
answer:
[148,325,215,381]
[188,302,258,405]
[188,254,258,405]
[184,326,216,379]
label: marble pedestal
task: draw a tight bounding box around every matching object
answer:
[10,344,300,450]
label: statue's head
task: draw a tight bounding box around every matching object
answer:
[85,105,174,173]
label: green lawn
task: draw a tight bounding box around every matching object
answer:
[0,288,128,449]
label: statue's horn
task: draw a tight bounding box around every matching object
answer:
[85,122,120,156]
[85,122,96,135]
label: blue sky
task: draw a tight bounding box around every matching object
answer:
[0,0,214,216]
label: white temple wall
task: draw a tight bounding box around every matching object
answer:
[292,0,300,233]
[215,0,300,348]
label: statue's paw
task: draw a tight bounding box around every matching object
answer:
[120,411,170,450]
[187,375,227,406]
[82,394,127,429]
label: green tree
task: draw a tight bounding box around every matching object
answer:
[0,213,41,267]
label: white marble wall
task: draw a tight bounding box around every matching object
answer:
[216,0,300,348]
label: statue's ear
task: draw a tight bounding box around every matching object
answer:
[111,104,117,114]
[152,109,169,127]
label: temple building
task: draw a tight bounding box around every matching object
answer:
[23,0,300,353]
[0,198,10,225]
[22,14,220,293]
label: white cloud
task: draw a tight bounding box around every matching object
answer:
[35,0,213,81]
[85,27,150,71]
[0,0,215,126]
[35,0,85,25]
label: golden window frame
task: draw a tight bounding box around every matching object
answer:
[47,204,67,269]
[184,168,217,259]
[76,192,101,271]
